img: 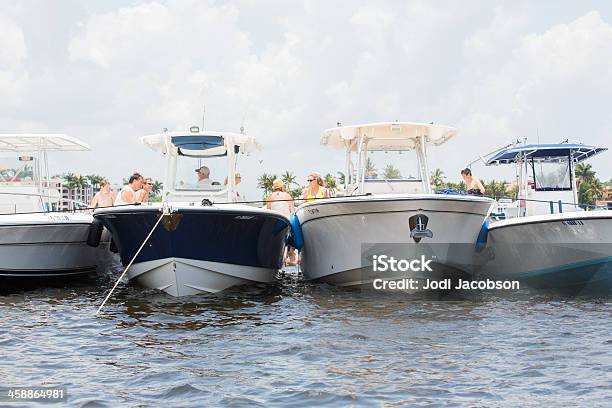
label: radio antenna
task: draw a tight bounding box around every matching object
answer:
[201,105,206,130]
[240,104,250,134]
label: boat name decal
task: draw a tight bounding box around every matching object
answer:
[234,215,255,220]
[562,220,584,226]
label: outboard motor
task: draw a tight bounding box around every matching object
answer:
[86,219,104,248]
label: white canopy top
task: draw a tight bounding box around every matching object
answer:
[0,134,90,152]
[320,122,457,151]
[141,130,260,156]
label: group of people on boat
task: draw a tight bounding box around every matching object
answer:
[90,172,154,208]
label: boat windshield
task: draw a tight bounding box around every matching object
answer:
[355,151,424,194]
[0,157,35,184]
[531,156,572,191]
[174,154,228,192]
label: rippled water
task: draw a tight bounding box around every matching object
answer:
[1,260,611,407]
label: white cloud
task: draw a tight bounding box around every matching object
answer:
[0,11,28,108]
[3,1,612,196]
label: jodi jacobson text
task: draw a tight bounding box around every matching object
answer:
[372,278,520,290]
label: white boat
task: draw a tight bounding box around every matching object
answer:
[0,134,110,281]
[94,128,291,297]
[475,142,612,294]
[292,122,494,289]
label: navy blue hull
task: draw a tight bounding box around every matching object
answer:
[95,207,290,269]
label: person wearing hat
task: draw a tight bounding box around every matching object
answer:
[195,165,212,189]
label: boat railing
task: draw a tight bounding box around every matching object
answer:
[488,196,609,220]
[0,190,89,215]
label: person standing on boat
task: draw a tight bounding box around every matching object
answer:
[266,179,297,265]
[224,173,243,201]
[461,168,485,195]
[135,177,153,203]
[195,165,212,189]
[114,172,143,205]
[90,180,115,208]
[302,172,329,202]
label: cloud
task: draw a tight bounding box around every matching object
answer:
[0,11,28,108]
[3,1,612,197]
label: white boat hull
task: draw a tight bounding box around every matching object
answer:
[296,194,494,288]
[476,211,612,293]
[127,257,276,296]
[0,214,111,278]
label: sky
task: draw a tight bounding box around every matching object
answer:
[2,0,612,199]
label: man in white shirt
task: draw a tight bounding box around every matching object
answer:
[195,166,212,189]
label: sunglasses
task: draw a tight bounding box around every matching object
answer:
[307,178,315,182]
[145,182,153,185]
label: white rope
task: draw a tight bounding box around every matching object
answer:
[95,206,169,316]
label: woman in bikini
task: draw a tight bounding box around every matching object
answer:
[301,172,329,202]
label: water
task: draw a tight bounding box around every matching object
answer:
[1,263,611,407]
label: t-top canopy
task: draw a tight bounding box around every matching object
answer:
[141,130,260,157]
[320,122,457,151]
[486,143,607,165]
[0,134,90,152]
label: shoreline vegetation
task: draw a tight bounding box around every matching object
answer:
[257,162,611,208]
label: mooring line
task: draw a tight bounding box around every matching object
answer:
[95,205,170,316]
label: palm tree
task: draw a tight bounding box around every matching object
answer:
[62,173,81,190]
[86,174,105,189]
[257,173,277,198]
[579,178,604,207]
[151,180,163,196]
[281,171,298,190]
[430,168,445,188]
[365,157,377,174]
[575,163,595,189]
[383,164,401,179]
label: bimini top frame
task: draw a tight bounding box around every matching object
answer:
[320,122,458,194]
[486,143,607,166]
[141,129,260,203]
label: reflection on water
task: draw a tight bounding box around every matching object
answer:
[0,260,610,407]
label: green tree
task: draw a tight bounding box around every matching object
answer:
[575,163,596,189]
[62,173,89,190]
[579,178,604,207]
[257,173,277,198]
[281,171,297,190]
[151,180,163,196]
[383,164,402,179]
[365,157,377,175]
[483,179,509,199]
[86,174,105,189]
[323,173,338,191]
[430,168,445,187]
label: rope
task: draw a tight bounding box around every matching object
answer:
[95,206,169,316]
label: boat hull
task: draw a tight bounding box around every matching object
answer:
[296,194,494,289]
[0,214,111,279]
[94,205,290,296]
[476,212,612,294]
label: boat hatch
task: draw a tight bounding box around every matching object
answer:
[171,135,227,157]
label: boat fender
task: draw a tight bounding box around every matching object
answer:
[475,218,489,251]
[86,219,104,247]
[288,213,304,250]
